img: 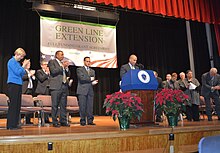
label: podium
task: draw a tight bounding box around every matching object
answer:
[121,70,158,124]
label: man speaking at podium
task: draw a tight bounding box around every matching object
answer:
[120,54,140,79]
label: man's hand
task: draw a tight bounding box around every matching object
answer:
[62,61,70,68]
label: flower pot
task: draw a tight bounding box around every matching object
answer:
[166,113,179,127]
[118,116,131,130]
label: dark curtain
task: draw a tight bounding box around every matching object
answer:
[0,1,41,94]
[0,1,217,115]
[117,12,190,77]
[214,24,220,55]
[190,21,210,80]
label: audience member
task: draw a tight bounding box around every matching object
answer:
[6,48,30,130]
[120,54,139,79]
[48,50,71,127]
[201,68,220,121]
[185,70,200,121]
[76,57,98,126]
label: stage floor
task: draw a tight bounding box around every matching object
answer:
[0,116,220,142]
[0,116,220,153]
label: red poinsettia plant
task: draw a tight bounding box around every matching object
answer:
[103,91,144,121]
[155,89,189,115]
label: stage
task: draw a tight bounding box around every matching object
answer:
[0,116,220,153]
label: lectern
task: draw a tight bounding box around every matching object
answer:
[121,70,158,124]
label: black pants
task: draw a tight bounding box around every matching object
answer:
[186,104,200,121]
[7,83,22,128]
[78,94,94,124]
[50,84,68,124]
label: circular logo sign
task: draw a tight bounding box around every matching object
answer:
[138,70,150,83]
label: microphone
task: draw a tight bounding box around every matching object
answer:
[136,63,144,70]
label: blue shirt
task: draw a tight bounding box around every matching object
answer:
[7,56,26,85]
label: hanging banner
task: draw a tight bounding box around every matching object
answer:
[40,16,117,68]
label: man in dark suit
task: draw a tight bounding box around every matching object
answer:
[35,61,50,123]
[22,60,36,124]
[22,61,36,96]
[48,50,70,127]
[162,73,179,89]
[201,68,220,121]
[35,61,50,95]
[153,71,163,122]
[120,54,140,79]
[76,57,98,126]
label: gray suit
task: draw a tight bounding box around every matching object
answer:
[120,63,139,79]
[201,72,220,119]
[162,80,179,89]
[35,69,50,95]
[76,66,95,124]
[48,59,70,125]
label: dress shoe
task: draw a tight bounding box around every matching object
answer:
[17,125,22,129]
[53,123,60,127]
[60,123,70,127]
[45,120,51,124]
[88,122,96,125]
[208,118,213,121]
[80,122,86,126]
[156,118,163,122]
[26,121,33,124]
[7,127,22,130]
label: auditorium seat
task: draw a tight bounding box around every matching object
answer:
[66,96,79,123]
[198,135,220,153]
[0,93,9,114]
[21,94,42,125]
[199,96,215,120]
[35,95,52,126]
[36,95,79,124]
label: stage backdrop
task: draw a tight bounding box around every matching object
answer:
[40,16,117,68]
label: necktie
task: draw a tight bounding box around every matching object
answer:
[27,70,33,89]
[210,76,214,86]
[63,69,67,83]
[87,67,90,75]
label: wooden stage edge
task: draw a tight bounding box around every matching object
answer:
[0,116,220,153]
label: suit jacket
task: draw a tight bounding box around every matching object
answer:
[156,76,163,90]
[201,72,220,97]
[35,69,50,94]
[22,70,35,94]
[120,63,139,79]
[76,66,95,96]
[162,80,179,90]
[48,59,71,90]
[185,78,200,105]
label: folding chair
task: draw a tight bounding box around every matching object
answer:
[21,94,42,125]
[199,96,216,120]
[36,95,52,126]
[66,96,79,123]
[0,94,9,114]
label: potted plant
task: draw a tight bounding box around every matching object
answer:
[154,88,189,126]
[103,91,144,130]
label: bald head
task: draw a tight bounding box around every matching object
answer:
[129,54,137,66]
[210,68,218,76]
